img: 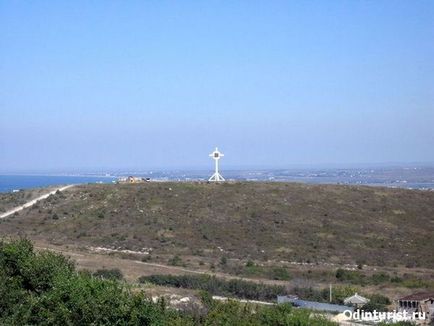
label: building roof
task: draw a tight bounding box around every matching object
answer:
[277,296,353,313]
[277,295,298,303]
[344,293,369,305]
[399,292,434,301]
[293,300,353,313]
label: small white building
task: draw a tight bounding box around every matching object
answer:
[344,293,369,307]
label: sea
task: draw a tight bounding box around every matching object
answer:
[0,175,117,193]
[1,166,434,193]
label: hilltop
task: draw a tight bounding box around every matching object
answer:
[1,182,433,270]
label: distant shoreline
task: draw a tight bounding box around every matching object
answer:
[1,166,434,193]
[0,175,117,193]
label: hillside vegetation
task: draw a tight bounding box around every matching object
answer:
[0,238,338,325]
[0,187,57,213]
[1,182,433,268]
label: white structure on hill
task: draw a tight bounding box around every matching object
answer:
[208,147,225,182]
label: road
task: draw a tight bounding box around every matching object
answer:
[0,185,74,219]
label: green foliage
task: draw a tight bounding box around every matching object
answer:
[168,254,183,266]
[335,268,367,285]
[139,274,286,302]
[0,238,74,294]
[202,301,337,326]
[93,268,124,281]
[0,239,339,325]
[335,268,434,289]
[400,278,434,289]
[332,285,360,304]
[245,260,255,267]
[0,239,187,325]
[361,301,387,313]
[368,294,391,306]
[362,293,392,312]
[270,267,291,281]
[292,285,359,304]
[371,272,390,285]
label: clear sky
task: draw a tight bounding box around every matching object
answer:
[1,1,433,172]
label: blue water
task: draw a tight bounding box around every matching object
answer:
[0,175,117,193]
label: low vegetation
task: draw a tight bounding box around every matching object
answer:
[93,268,124,280]
[138,274,286,302]
[0,238,341,325]
[138,273,392,313]
[335,268,434,289]
[0,187,57,213]
[2,182,434,269]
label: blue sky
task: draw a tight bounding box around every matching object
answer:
[1,1,433,171]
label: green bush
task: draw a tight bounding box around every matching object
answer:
[271,267,291,281]
[335,269,397,286]
[93,268,124,280]
[368,294,391,306]
[371,272,390,285]
[139,274,286,302]
[0,239,186,325]
[0,238,342,325]
[168,254,183,266]
[292,285,360,304]
[245,260,255,267]
[335,268,366,285]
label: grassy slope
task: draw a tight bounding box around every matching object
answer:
[1,182,433,268]
[0,187,58,213]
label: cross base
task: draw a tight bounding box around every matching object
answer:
[208,172,225,182]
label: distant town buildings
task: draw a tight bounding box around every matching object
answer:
[117,176,150,184]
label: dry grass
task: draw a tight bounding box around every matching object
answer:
[0,187,58,213]
[1,182,433,270]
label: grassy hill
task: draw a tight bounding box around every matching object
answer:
[0,186,57,213]
[1,182,433,269]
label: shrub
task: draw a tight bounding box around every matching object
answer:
[368,294,391,306]
[292,285,360,304]
[93,268,124,280]
[245,260,255,267]
[335,268,365,284]
[138,274,286,302]
[271,267,291,280]
[168,255,183,266]
[371,272,390,285]
[0,238,342,325]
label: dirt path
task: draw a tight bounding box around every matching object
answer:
[34,243,291,286]
[0,185,74,219]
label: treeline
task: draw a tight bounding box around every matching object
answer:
[0,238,339,325]
[140,274,392,312]
[335,268,434,289]
[139,274,286,302]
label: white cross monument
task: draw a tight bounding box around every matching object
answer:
[208,147,225,182]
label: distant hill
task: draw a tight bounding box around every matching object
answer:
[1,182,433,268]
